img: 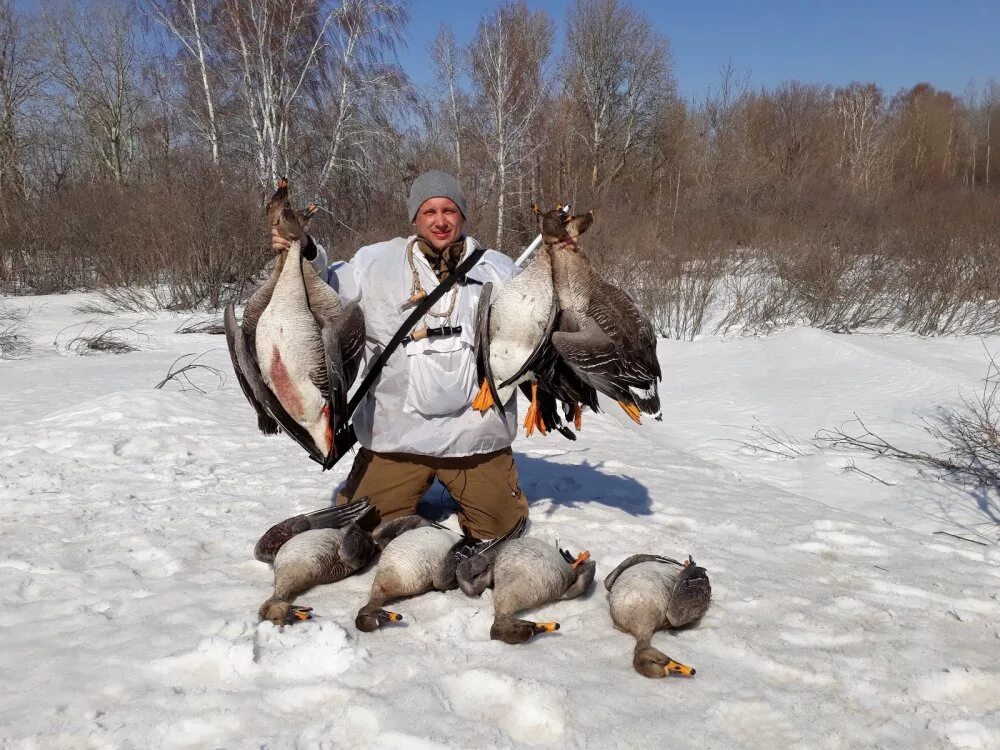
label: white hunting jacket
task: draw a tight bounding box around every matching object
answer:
[311,236,519,457]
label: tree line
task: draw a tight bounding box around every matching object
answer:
[1,0,999,336]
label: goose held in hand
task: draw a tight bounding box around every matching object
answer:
[224,179,365,468]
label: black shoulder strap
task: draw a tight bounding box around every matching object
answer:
[324,242,488,469]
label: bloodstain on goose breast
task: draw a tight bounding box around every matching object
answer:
[269,346,305,419]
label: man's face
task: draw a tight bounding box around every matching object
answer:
[414,197,464,251]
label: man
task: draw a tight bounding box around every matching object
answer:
[271,170,528,540]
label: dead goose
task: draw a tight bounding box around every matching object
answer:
[544,206,661,424]
[472,204,598,438]
[224,178,365,468]
[457,535,596,644]
[604,554,711,678]
[259,500,381,626]
[356,516,526,632]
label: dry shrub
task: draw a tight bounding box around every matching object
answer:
[4,160,268,310]
[54,320,149,355]
[0,304,32,357]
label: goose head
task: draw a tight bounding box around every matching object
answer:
[267,178,306,242]
[633,644,696,678]
[355,604,403,632]
[531,204,594,251]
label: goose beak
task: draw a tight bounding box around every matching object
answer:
[286,606,313,624]
[571,550,591,570]
[533,621,560,634]
[665,659,696,677]
[377,610,403,624]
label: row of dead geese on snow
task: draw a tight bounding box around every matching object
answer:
[255,499,711,679]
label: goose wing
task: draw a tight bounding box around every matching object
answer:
[223,304,326,465]
[496,301,559,389]
[591,281,660,382]
[474,281,504,413]
[225,304,279,436]
[603,553,684,591]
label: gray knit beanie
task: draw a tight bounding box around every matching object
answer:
[407,170,467,221]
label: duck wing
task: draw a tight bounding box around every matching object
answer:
[603,553,685,591]
[319,302,366,444]
[223,303,326,465]
[372,514,444,548]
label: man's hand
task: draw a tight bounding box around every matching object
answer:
[271,227,293,254]
[271,226,317,260]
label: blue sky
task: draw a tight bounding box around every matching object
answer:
[400,0,1000,100]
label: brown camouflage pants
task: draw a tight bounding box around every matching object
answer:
[335,447,529,540]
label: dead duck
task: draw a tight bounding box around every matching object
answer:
[259,501,381,626]
[604,554,711,678]
[457,535,596,644]
[473,205,598,439]
[544,206,661,424]
[356,516,526,632]
[224,178,365,468]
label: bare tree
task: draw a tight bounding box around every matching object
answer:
[834,83,886,192]
[220,0,337,186]
[44,0,143,183]
[563,0,673,197]
[316,0,410,193]
[148,0,222,165]
[429,23,466,178]
[469,1,551,250]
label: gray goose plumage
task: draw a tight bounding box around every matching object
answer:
[355,516,526,632]
[545,208,661,424]
[604,554,711,677]
[259,501,380,625]
[457,534,596,644]
[224,179,365,468]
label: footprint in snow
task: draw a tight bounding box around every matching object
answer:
[437,668,566,745]
[712,700,801,746]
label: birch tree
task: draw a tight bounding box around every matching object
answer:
[469,1,551,250]
[834,83,885,192]
[429,24,466,178]
[44,0,143,183]
[149,0,222,165]
[316,0,410,193]
[219,0,337,186]
[0,0,44,203]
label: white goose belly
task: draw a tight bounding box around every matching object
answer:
[254,244,329,442]
[488,254,554,387]
[375,527,459,594]
[608,563,672,627]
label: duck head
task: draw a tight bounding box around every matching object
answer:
[633,644,696,678]
[355,604,403,632]
[531,204,594,251]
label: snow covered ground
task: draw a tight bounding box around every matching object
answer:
[1,292,999,749]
